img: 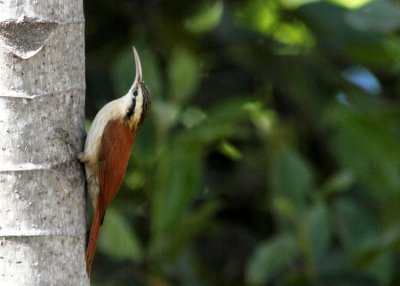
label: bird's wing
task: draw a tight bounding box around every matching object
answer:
[97,119,134,221]
[86,119,134,275]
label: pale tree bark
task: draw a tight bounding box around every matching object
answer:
[0,1,88,285]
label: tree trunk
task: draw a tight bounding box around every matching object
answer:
[0,1,88,285]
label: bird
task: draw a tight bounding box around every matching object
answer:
[78,46,151,275]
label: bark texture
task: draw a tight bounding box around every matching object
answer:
[0,1,88,285]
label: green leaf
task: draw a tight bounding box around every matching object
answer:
[99,207,142,261]
[244,101,276,136]
[302,202,331,262]
[331,108,400,196]
[184,0,224,34]
[152,100,180,135]
[246,235,298,285]
[334,199,378,250]
[270,149,313,216]
[180,106,207,129]
[353,224,400,266]
[320,171,355,197]
[364,252,393,285]
[331,0,372,9]
[346,1,400,32]
[151,140,202,255]
[181,99,250,145]
[168,48,200,103]
[234,0,278,34]
[218,140,243,161]
[164,201,220,259]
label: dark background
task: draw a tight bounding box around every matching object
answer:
[84,0,400,285]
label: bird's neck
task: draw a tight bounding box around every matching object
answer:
[119,94,140,131]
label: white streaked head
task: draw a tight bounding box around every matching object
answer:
[81,46,150,168]
[126,46,151,128]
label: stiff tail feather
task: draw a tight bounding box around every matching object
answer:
[85,208,102,275]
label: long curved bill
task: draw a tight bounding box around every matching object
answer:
[133,46,142,86]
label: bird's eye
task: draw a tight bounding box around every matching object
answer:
[133,90,138,97]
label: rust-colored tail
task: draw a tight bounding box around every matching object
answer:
[85,208,102,276]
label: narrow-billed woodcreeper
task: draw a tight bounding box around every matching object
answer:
[79,47,150,275]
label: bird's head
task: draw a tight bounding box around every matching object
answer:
[126,47,151,127]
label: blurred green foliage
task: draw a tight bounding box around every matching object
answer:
[84,0,400,285]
